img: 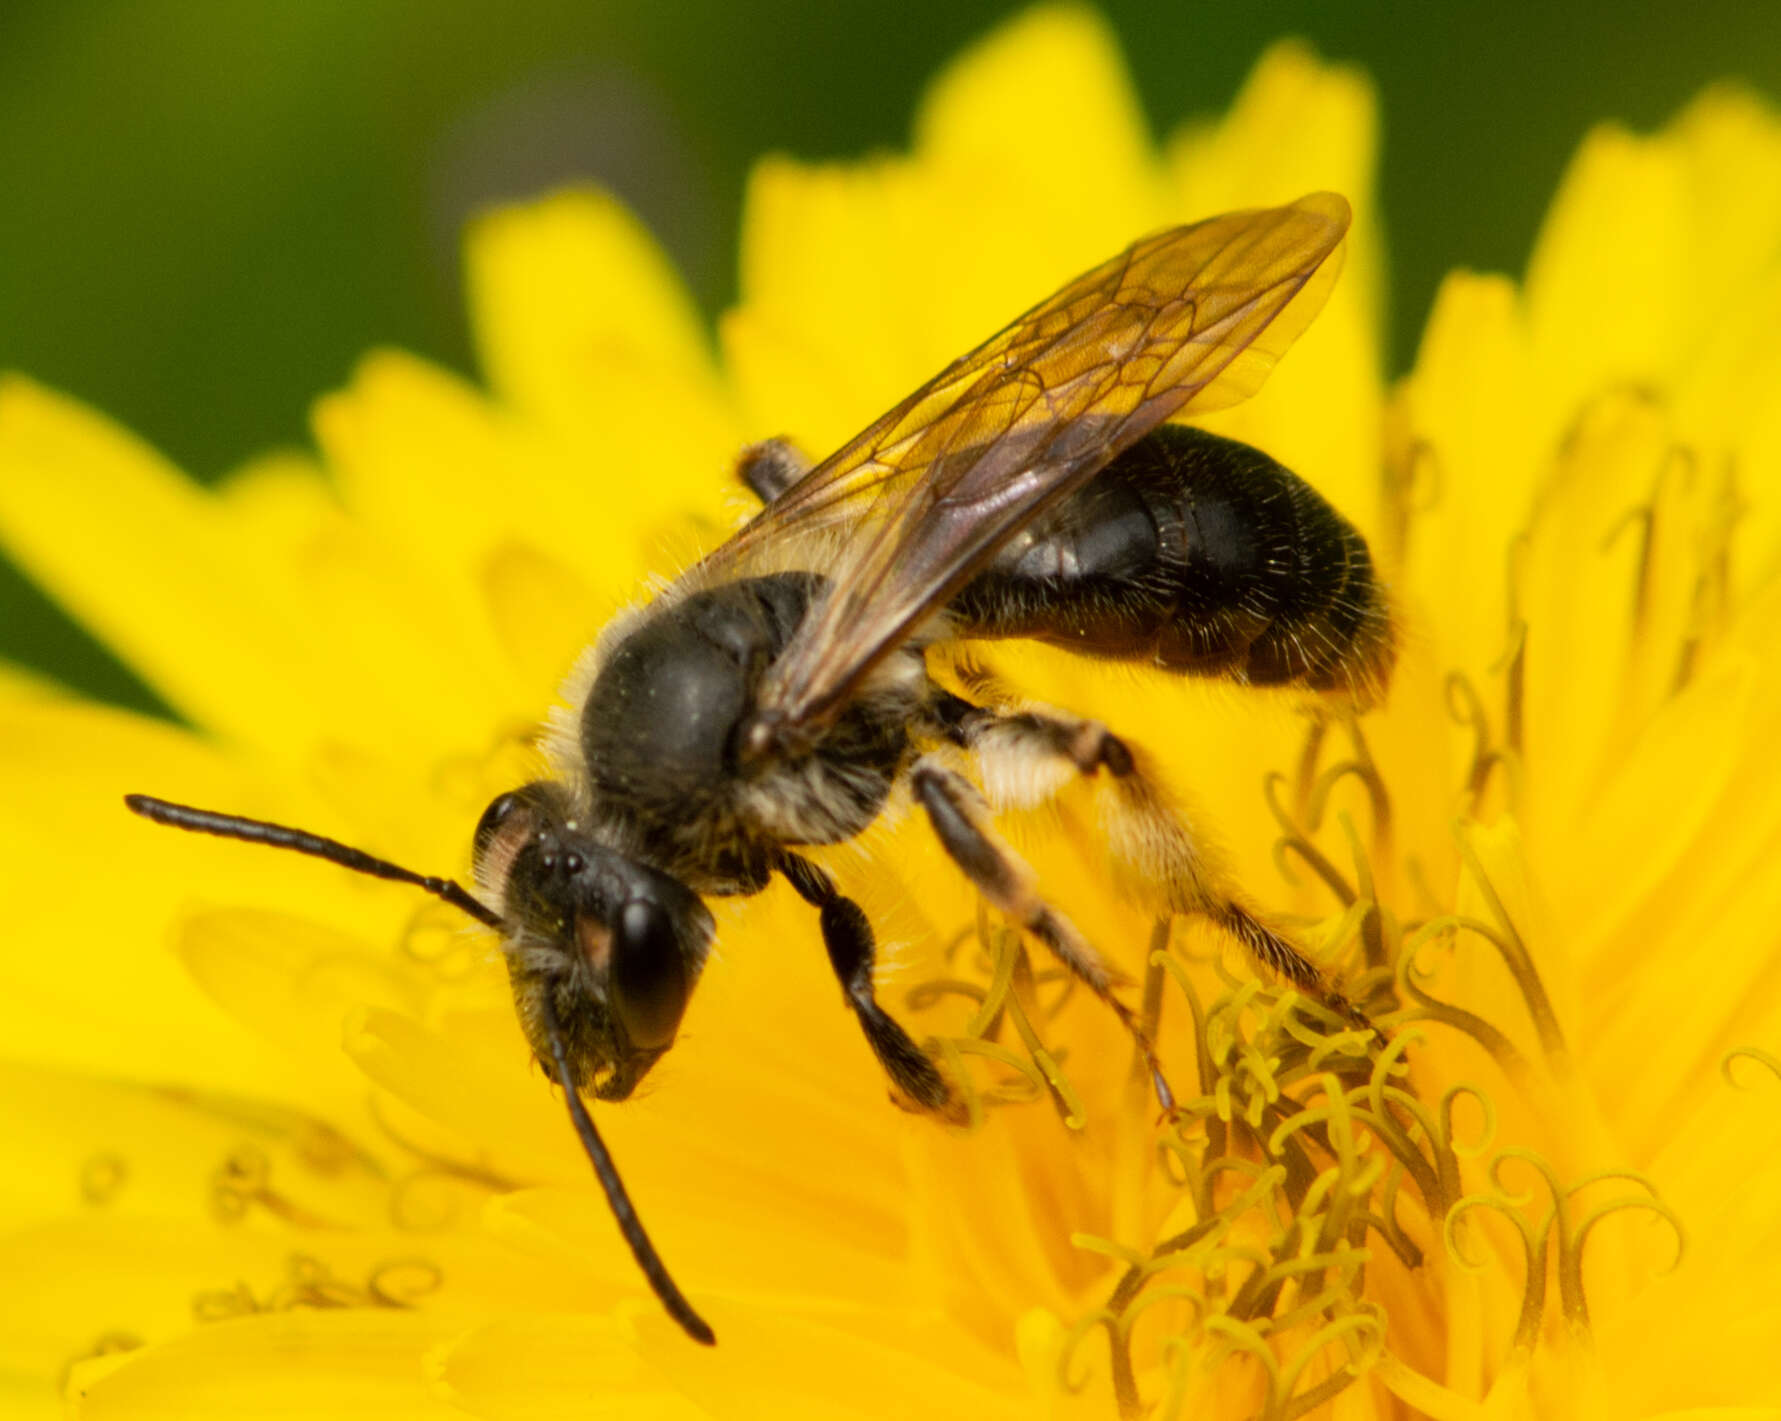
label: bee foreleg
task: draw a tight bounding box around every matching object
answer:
[910,760,1175,1111]
[778,851,954,1114]
[735,438,812,505]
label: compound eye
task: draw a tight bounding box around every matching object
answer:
[473,791,523,862]
[610,899,690,1052]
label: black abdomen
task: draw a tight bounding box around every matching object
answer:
[947,426,1394,700]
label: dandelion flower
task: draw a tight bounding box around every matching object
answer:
[4,6,1781,1418]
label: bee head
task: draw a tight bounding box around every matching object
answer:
[473,782,713,1100]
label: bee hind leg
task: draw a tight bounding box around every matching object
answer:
[927,697,1372,1036]
[778,851,956,1115]
[909,759,1177,1114]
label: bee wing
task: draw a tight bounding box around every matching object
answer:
[706,192,1351,738]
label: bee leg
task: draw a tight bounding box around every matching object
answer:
[909,760,1176,1114]
[735,438,811,505]
[778,851,954,1114]
[927,692,1133,796]
[930,700,1372,1035]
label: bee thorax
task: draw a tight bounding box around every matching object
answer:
[580,573,914,892]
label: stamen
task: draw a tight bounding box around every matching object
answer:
[901,976,991,1012]
[1722,1045,1781,1087]
[191,1281,261,1322]
[209,1145,342,1229]
[1274,1311,1385,1420]
[1265,771,1358,905]
[1352,1061,1446,1212]
[79,1152,128,1207]
[1451,825,1567,1060]
[1374,1354,1491,1421]
[1444,1184,1548,1353]
[1128,921,1171,1098]
[365,1258,448,1308]
[1333,810,1394,976]
[1057,1307,1124,1395]
[367,1093,517,1230]
[909,911,1088,1127]
[1601,497,1658,637]
[1300,724,1393,873]
[1086,946,1440,1415]
[934,1037,986,1130]
[1394,918,1533,1080]
[191,1252,444,1322]
[1500,627,1526,764]
[1360,1165,1422,1268]
[1557,1172,1683,1329]
[1369,1081,1458,1209]
[1291,718,1328,824]
[945,1037,1045,1102]
[1445,671,1523,813]
[399,898,485,981]
[1437,1083,1497,1161]
[966,907,1020,1036]
[1382,435,1445,567]
[1197,1314,1281,1400]
[1672,452,1743,693]
[61,1331,144,1394]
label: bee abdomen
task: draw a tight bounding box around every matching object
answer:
[948,425,1394,703]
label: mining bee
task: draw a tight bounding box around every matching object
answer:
[129,191,1395,1345]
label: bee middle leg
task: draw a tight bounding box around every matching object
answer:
[928,695,1370,1031]
[909,759,1176,1110]
[778,851,954,1114]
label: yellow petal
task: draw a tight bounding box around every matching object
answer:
[1527,86,1781,419]
[0,1212,601,1401]
[485,1183,908,1312]
[468,187,715,427]
[727,6,1169,458]
[1167,42,1385,526]
[625,1306,1030,1421]
[1399,273,1547,695]
[0,379,338,748]
[433,1314,702,1421]
[465,188,740,538]
[66,1309,461,1420]
[914,4,1160,240]
[0,698,409,1090]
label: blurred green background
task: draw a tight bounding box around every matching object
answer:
[4,0,1778,716]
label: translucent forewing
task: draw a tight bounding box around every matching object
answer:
[703,192,1351,739]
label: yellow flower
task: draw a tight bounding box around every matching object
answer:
[3,5,1780,1417]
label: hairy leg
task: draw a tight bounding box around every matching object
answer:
[928,694,1369,1030]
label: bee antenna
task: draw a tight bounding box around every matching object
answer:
[536,990,716,1345]
[126,793,716,1345]
[123,794,503,931]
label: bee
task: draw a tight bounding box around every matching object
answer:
[128,191,1394,1346]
